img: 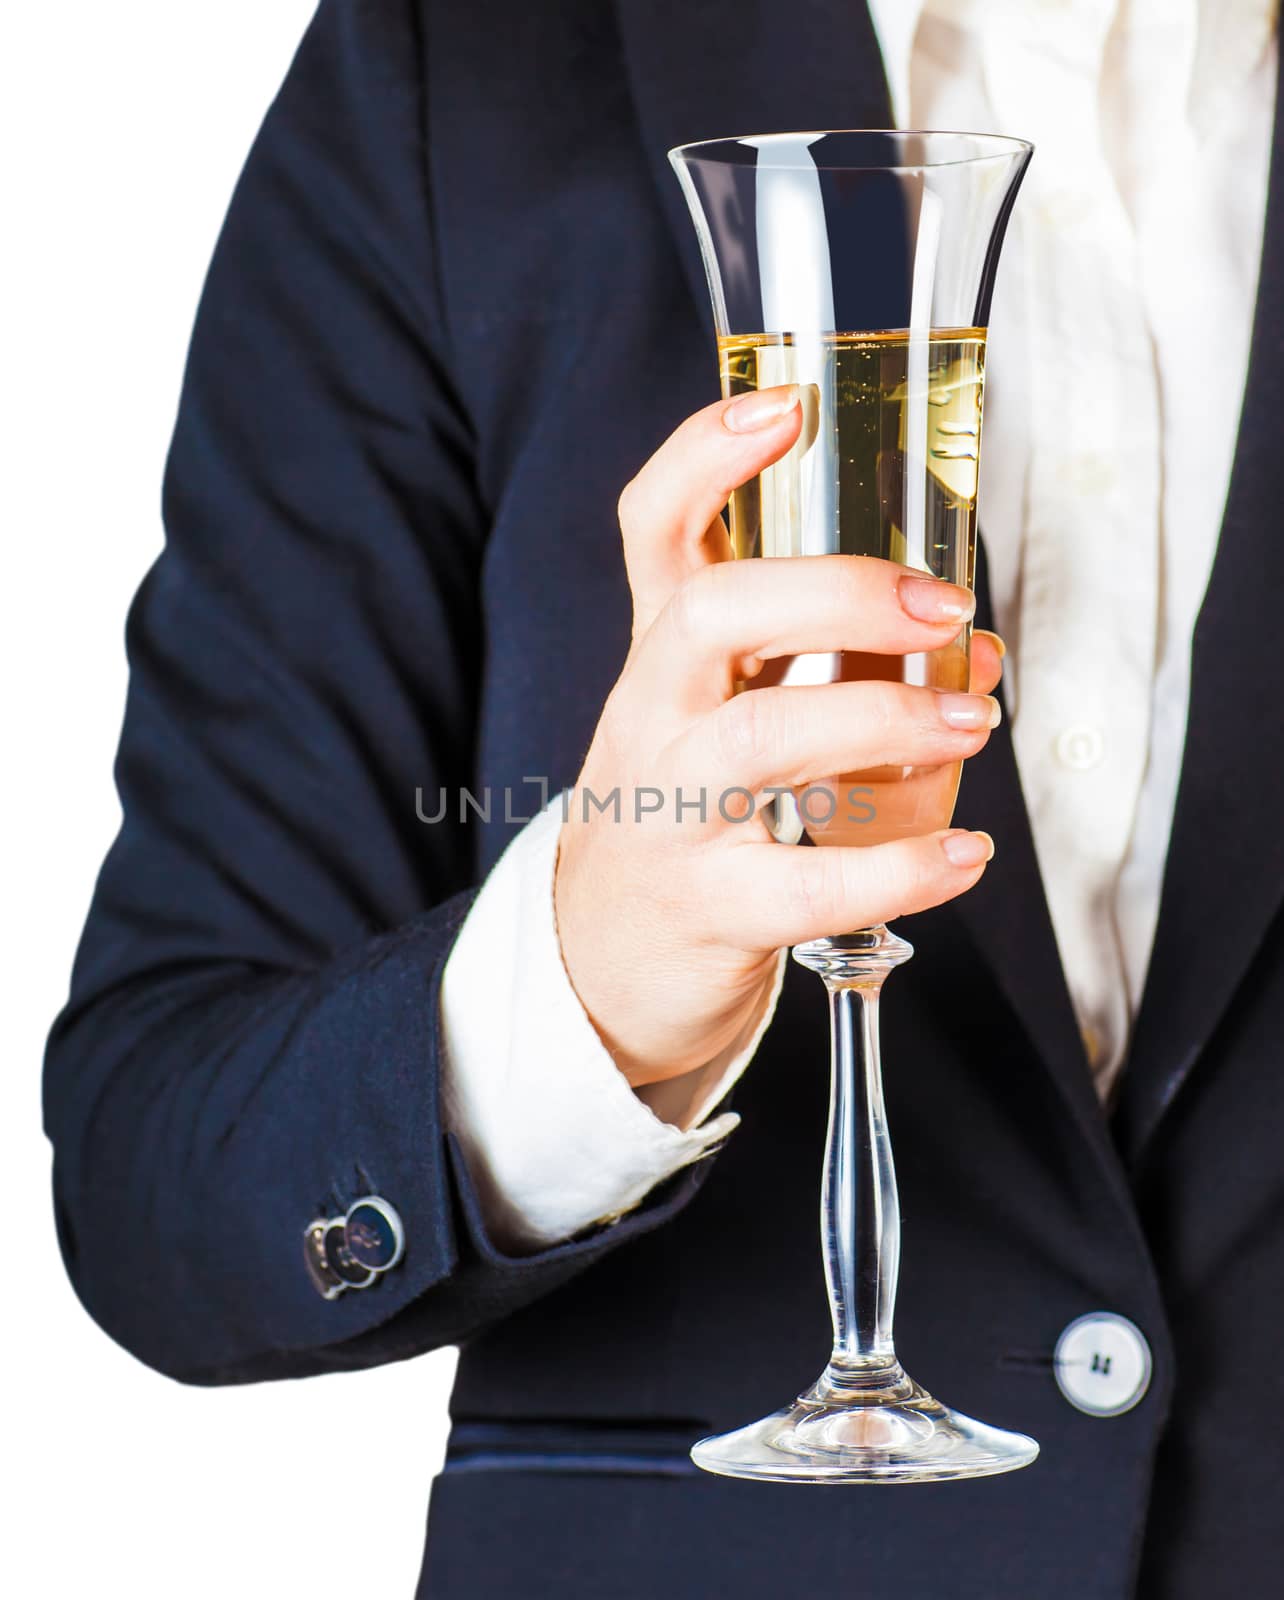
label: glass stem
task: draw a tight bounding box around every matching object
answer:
[794,926,915,1395]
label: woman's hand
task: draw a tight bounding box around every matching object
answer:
[554,385,1003,1092]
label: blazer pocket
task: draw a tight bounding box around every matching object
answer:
[442,1419,705,1478]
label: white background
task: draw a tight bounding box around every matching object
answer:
[3,6,456,1595]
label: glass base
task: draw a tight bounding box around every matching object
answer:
[691,1362,1039,1484]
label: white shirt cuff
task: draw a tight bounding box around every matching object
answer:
[439,796,787,1252]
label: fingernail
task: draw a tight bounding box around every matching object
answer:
[975,628,1006,658]
[722,384,800,433]
[938,693,1001,730]
[941,829,995,867]
[898,574,975,624]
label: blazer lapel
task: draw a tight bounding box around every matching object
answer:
[612,0,891,335]
[1113,48,1284,1163]
[614,0,1113,1164]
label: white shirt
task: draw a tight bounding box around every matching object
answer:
[887,0,1274,1095]
[440,800,785,1250]
[441,0,1277,1251]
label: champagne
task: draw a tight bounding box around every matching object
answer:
[719,329,984,849]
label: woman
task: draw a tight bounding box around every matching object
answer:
[45,2,1284,1596]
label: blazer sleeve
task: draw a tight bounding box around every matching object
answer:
[42,0,711,1386]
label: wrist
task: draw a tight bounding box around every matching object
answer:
[633,948,787,1129]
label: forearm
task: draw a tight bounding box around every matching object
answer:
[47,889,716,1383]
[46,899,465,1378]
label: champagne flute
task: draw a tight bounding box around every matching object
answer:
[670,130,1036,1483]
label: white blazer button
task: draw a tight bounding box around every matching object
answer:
[1054,1312,1153,1416]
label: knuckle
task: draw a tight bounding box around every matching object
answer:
[858,681,937,757]
[787,851,836,926]
[839,840,925,927]
[616,477,641,534]
[668,562,720,643]
[714,688,779,769]
[862,679,903,742]
[899,836,954,912]
[839,845,884,917]
[835,554,878,617]
[900,842,937,907]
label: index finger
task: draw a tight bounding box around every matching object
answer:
[618,385,803,638]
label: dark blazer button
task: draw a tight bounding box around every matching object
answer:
[323,1218,377,1288]
[344,1196,405,1274]
[303,1218,346,1300]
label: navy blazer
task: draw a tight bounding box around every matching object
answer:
[44,3,1284,1596]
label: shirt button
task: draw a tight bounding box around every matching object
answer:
[1054,1313,1153,1416]
[1054,723,1105,770]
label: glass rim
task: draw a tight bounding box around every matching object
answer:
[668,129,1033,172]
